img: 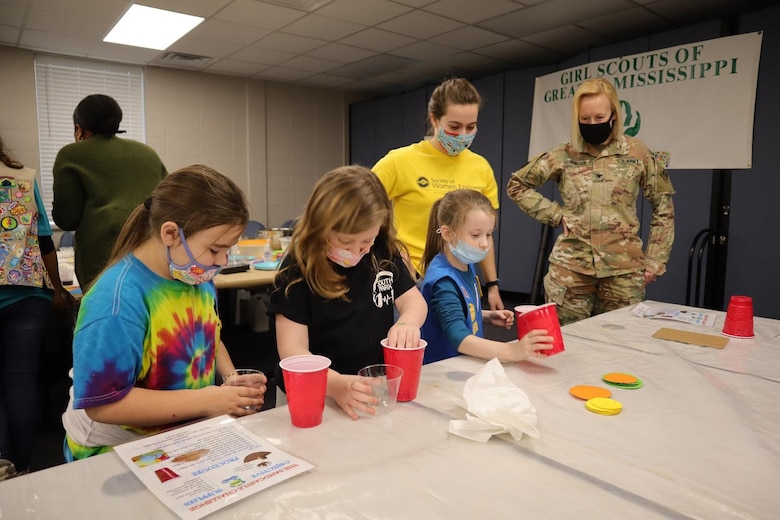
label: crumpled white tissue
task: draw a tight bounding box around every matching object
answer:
[448,358,540,442]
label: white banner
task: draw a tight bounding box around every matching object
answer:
[528,32,763,170]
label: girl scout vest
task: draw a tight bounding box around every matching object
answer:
[0,166,52,289]
[421,253,484,364]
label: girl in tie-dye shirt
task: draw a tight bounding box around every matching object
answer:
[62,165,268,460]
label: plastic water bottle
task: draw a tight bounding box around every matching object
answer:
[263,243,273,263]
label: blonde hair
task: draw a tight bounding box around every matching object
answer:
[571,78,623,148]
[109,164,249,265]
[420,189,496,275]
[280,165,405,301]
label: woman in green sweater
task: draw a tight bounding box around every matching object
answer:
[52,94,167,289]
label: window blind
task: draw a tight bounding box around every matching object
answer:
[34,55,145,223]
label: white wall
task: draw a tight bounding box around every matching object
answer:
[0,46,350,230]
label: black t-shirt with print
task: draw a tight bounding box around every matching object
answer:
[269,243,415,389]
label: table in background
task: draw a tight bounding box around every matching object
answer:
[214,268,277,327]
[1,301,778,518]
[214,268,276,290]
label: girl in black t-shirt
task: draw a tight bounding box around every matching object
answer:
[269,165,428,419]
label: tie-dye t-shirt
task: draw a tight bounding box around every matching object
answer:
[63,253,221,458]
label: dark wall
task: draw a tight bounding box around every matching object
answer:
[350,5,780,319]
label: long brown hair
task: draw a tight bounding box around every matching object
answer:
[280,165,406,301]
[109,164,249,265]
[420,189,496,275]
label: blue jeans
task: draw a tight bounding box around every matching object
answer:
[0,296,51,471]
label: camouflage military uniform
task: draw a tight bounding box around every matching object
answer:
[507,136,675,324]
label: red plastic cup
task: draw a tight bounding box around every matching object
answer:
[722,295,755,338]
[279,355,331,428]
[154,467,180,483]
[381,338,427,402]
[514,303,566,356]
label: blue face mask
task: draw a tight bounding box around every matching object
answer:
[167,228,223,285]
[448,240,489,265]
[436,127,476,156]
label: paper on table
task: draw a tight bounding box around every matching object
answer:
[632,302,717,327]
[449,358,539,442]
[114,415,314,520]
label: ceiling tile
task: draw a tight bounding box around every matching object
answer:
[522,24,607,54]
[254,32,328,53]
[188,19,269,46]
[315,0,413,25]
[19,29,93,56]
[139,0,233,17]
[429,26,509,51]
[254,65,315,81]
[3,0,768,94]
[281,13,366,40]
[328,53,419,79]
[479,0,633,39]
[230,45,297,65]
[578,7,667,38]
[27,0,126,21]
[283,54,342,72]
[389,40,459,60]
[204,58,270,75]
[298,73,355,88]
[0,3,27,26]
[389,0,438,7]
[25,8,111,39]
[339,28,416,52]
[643,0,743,19]
[444,51,503,71]
[377,9,463,39]
[168,36,243,59]
[423,0,523,24]
[215,0,307,30]
[0,25,21,44]
[473,38,558,63]
[85,42,162,65]
[305,42,377,62]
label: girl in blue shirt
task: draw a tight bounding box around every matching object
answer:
[420,189,552,364]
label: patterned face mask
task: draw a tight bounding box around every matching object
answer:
[327,243,372,268]
[167,228,223,285]
[436,127,477,155]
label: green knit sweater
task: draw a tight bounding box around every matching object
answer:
[52,135,166,288]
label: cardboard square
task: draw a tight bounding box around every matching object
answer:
[652,327,728,349]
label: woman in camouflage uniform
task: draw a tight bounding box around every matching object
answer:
[507,78,675,325]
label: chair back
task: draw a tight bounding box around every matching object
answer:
[59,231,75,248]
[243,220,265,238]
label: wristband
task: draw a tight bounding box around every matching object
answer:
[485,279,500,288]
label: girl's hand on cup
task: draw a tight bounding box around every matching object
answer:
[330,373,378,420]
[385,321,421,349]
[487,309,514,329]
[512,329,554,360]
[204,383,265,417]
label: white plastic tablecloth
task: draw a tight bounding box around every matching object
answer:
[0,301,777,519]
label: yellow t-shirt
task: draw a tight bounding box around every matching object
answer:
[373,139,499,272]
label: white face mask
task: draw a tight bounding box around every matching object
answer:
[448,240,489,265]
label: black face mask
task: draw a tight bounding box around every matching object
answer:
[579,119,613,146]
